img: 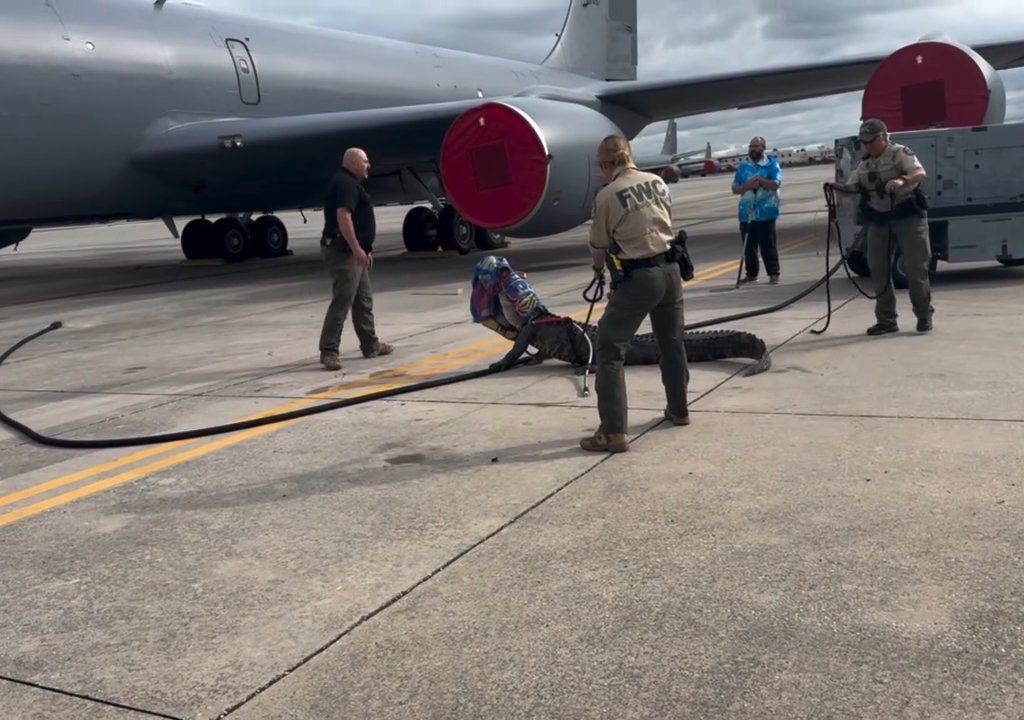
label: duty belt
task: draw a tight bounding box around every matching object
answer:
[619,251,670,270]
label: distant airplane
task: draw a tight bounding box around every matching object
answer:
[673,143,720,179]
[2,0,1023,260]
[634,120,713,182]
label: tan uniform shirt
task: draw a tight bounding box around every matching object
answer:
[845,142,925,214]
[589,166,674,259]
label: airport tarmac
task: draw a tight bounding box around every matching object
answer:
[1,164,1023,719]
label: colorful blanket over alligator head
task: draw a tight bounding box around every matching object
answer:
[470,256,546,338]
[470,255,773,375]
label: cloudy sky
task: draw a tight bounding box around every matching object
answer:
[201,0,1024,157]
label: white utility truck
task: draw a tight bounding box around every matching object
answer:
[835,122,1024,287]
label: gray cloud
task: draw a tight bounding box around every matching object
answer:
[198,0,1024,155]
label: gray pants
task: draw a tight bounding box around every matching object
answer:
[595,262,689,435]
[865,216,933,325]
[318,243,379,355]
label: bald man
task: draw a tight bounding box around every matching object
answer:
[318,147,393,371]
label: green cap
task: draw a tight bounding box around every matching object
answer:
[858,118,887,141]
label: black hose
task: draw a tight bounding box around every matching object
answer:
[685,182,871,332]
[0,323,523,449]
[684,255,847,330]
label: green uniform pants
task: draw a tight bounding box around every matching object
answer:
[595,262,689,435]
[865,216,933,325]
[318,243,379,355]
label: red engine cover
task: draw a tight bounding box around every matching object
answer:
[862,41,1001,131]
[439,102,549,229]
[703,159,718,174]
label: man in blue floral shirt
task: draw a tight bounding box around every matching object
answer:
[731,136,782,284]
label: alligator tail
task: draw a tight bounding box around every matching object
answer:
[683,329,771,375]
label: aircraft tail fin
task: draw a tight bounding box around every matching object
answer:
[704,141,711,159]
[660,119,677,157]
[541,0,637,81]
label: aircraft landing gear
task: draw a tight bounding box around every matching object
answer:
[402,206,440,252]
[401,204,505,255]
[247,215,289,257]
[180,214,289,261]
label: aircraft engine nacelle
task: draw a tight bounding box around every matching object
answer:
[440,99,623,238]
[862,39,1006,131]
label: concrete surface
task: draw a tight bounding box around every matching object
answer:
[1,166,1022,719]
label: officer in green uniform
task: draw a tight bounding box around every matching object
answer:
[580,135,689,453]
[830,118,934,334]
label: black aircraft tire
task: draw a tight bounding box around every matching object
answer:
[252,215,289,257]
[181,218,215,260]
[437,205,475,255]
[402,206,440,253]
[473,227,505,252]
[213,217,249,262]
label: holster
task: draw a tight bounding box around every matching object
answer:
[321,232,352,252]
[912,186,929,211]
[669,230,695,281]
[605,242,628,290]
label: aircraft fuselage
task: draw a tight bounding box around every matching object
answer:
[0,0,588,228]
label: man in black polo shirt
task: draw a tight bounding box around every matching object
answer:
[318,147,394,371]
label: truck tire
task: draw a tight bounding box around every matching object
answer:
[892,249,909,289]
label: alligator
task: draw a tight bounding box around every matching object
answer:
[471,256,771,375]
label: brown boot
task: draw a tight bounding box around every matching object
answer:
[363,341,394,358]
[320,351,342,371]
[579,432,629,453]
[664,408,691,426]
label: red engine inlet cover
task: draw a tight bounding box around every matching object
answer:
[440,103,549,229]
[862,41,1000,132]
[703,159,718,174]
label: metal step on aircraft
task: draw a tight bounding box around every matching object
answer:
[2,0,1023,261]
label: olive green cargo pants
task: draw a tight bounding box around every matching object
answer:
[865,216,934,326]
[595,262,689,435]
[318,242,379,355]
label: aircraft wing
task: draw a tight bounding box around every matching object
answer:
[595,40,1024,121]
[130,38,1024,210]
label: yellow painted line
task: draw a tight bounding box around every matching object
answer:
[0,338,511,512]
[688,234,819,282]
[0,232,821,529]
[0,348,501,529]
[0,441,195,510]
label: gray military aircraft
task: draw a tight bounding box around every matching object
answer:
[2,0,1024,260]
[633,120,713,182]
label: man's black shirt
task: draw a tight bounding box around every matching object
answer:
[323,168,376,252]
